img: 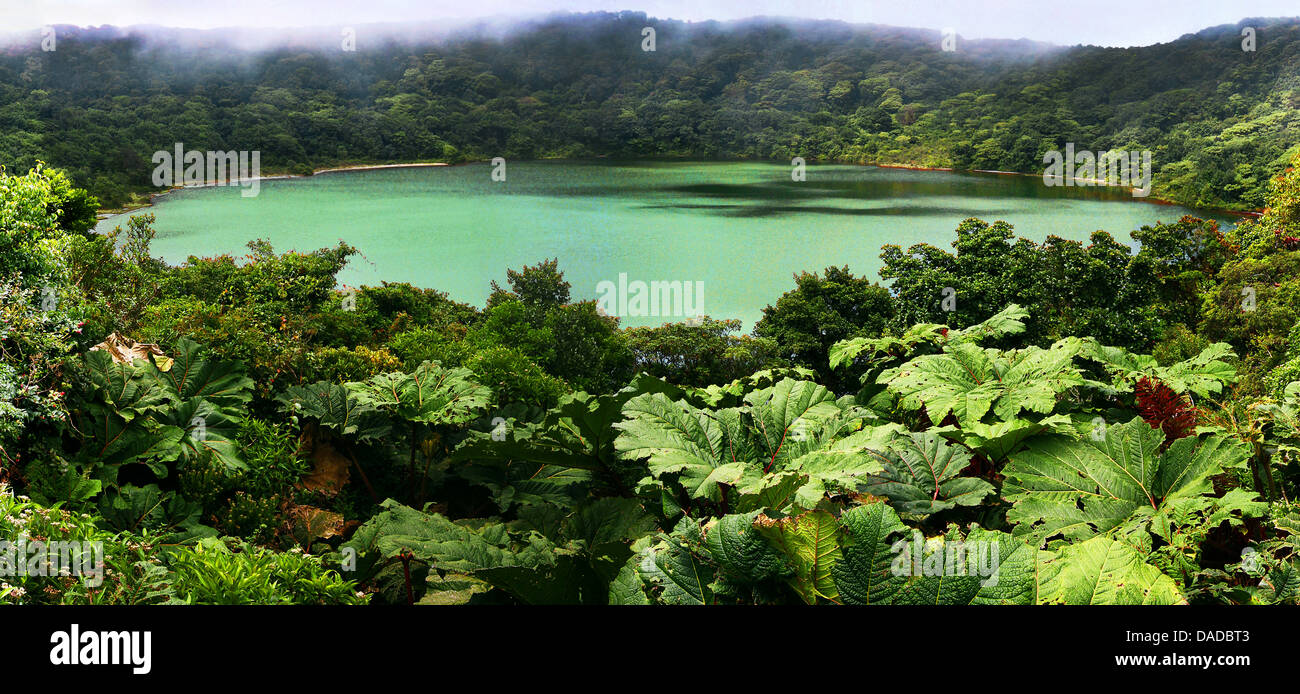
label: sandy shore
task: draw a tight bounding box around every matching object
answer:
[313,162,448,175]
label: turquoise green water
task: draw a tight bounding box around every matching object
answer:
[96,160,1237,329]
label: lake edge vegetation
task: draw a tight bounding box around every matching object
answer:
[3,148,1300,604]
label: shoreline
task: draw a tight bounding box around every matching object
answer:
[871,162,1262,219]
[96,161,452,217]
[96,157,1262,220]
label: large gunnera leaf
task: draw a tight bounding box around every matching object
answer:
[638,518,716,605]
[278,382,390,441]
[859,430,994,515]
[763,423,905,510]
[83,350,173,419]
[346,499,555,572]
[832,502,1038,605]
[1080,340,1236,398]
[829,304,1029,372]
[349,361,490,425]
[613,392,746,501]
[614,379,871,509]
[165,398,246,471]
[753,510,842,604]
[77,404,184,475]
[831,502,1184,605]
[449,374,686,480]
[1003,417,1249,547]
[705,511,792,591]
[152,337,253,409]
[1037,536,1186,605]
[881,341,1084,428]
[743,378,843,469]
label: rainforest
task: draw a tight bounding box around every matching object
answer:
[2,8,1300,610]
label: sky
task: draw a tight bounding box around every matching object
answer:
[5,0,1299,47]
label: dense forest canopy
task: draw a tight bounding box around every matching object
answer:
[1,12,1298,208]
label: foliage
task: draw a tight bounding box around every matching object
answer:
[753,266,894,391]
[165,538,366,605]
[1200,158,1300,394]
[880,218,1171,350]
[6,136,1300,605]
[624,317,783,387]
[1003,417,1252,548]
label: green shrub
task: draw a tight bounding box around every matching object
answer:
[387,326,471,368]
[165,537,366,605]
[295,345,403,383]
[215,492,283,545]
[234,417,308,497]
[465,345,569,409]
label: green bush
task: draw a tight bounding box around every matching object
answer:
[295,345,404,383]
[465,345,569,409]
[165,537,366,605]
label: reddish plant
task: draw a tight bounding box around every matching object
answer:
[1135,376,1198,445]
[1273,228,1300,250]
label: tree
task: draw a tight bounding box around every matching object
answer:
[0,166,93,469]
[488,258,571,317]
[542,301,634,394]
[753,266,893,391]
[1200,153,1300,394]
[624,317,782,387]
[880,217,1167,351]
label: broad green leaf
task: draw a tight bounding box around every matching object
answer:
[608,545,652,605]
[450,375,686,481]
[833,502,911,605]
[419,573,493,605]
[860,430,994,515]
[476,557,590,605]
[562,497,656,553]
[77,404,184,472]
[639,518,715,605]
[828,304,1027,373]
[1081,340,1236,397]
[84,350,173,419]
[153,337,253,409]
[705,511,791,588]
[1036,535,1186,605]
[349,361,490,425]
[882,341,1084,428]
[165,398,245,471]
[277,382,389,440]
[613,392,739,501]
[768,423,905,509]
[834,503,1040,605]
[744,378,842,468]
[1004,417,1250,546]
[934,414,1072,462]
[949,304,1030,343]
[754,509,842,604]
[96,484,214,540]
[1263,562,1300,604]
[345,499,553,572]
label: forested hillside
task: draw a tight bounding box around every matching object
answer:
[1,12,1298,208]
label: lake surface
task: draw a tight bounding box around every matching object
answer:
[96,161,1237,330]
